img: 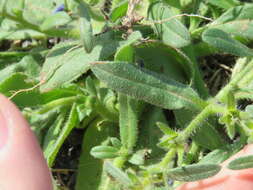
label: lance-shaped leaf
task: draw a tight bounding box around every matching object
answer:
[227,155,253,170]
[200,142,242,164]
[211,4,253,39]
[75,0,94,53]
[104,161,132,187]
[148,2,191,48]
[44,103,79,167]
[91,62,205,111]
[119,94,139,151]
[167,163,221,182]
[202,28,253,57]
[90,145,119,159]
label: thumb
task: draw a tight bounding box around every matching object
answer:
[0,95,53,190]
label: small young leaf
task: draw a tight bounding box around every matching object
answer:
[228,155,253,170]
[104,161,132,187]
[156,122,177,136]
[90,145,119,159]
[148,2,191,48]
[167,164,221,182]
[128,149,148,165]
[110,137,122,149]
[92,62,205,111]
[202,28,253,57]
[85,76,97,97]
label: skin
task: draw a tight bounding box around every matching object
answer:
[0,94,253,190]
[0,94,53,190]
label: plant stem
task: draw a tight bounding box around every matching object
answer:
[216,59,253,101]
[159,148,177,167]
[0,49,49,58]
[37,96,82,114]
[176,104,226,142]
[113,156,127,168]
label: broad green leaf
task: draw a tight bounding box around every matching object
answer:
[0,55,40,82]
[92,61,205,110]
[90,145,119,159]
[135,42,191,83]
[207,0,239,10]
[109,1,128,22]
[0,73,41,107]
[210,4,253,39]
[167,164,221,181]
[75,120,117,190]
[40,12,71,31]
[119,94,139,151]
[148,2,191,48]
[76,0,94,53]
[115,31,142,62]
[104,161,132,187]
[228,155,253,170]
[202,28,253,57]
[44,103,78,167]
[40,32,121,92]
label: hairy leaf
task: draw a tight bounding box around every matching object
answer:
[202,28,253,57]
[167,164,221,181]
[92,62,205,110]
[90,145,119,159]
[104,161,132,187]
[148,2,191,48]
[228,155,253,170]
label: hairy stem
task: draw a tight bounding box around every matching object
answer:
[216,59,253,101]
[176,104,226,142]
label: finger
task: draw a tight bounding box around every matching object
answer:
[176,144,253,190]
[0,94,53,190]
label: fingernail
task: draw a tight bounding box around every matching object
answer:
[0,109,8,149]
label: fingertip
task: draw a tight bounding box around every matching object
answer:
[0,94,53,190]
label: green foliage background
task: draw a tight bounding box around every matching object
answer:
[1,0,253,189]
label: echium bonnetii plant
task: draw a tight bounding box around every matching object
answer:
[1,0,253,189]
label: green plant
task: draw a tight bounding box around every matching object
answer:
[1,0,253,189]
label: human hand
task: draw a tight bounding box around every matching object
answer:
[176,144,253,190]
[0,94,53,190]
